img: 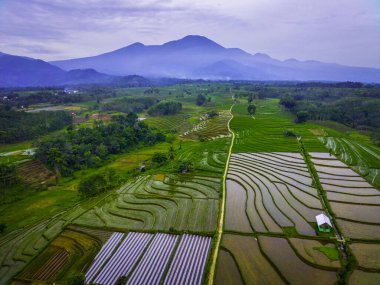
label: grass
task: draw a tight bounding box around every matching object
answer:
[231,99,326,153]
[314,246,340,261]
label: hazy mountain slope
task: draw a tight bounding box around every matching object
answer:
[51,35,380,83]
[0,53,151,87]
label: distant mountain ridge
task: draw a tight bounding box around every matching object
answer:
[0,52,150,87]
[50,35,380,83]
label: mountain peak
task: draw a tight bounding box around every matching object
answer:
[163,35,223,49]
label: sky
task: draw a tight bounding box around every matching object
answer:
[0,0,380,68]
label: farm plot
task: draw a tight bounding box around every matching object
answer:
[349,270,380,285]
[83,232,211,285]
[309,153,380,240]
[163,234,212,285]
[181,110,231,141]
[74,174,219,233]
[17,229,103,283]
[0,197,102,285]
[93,232,153,285]
[215,234,340,285]
[231,100,325,153]
[321,137,380,188]
[350,243,380,271]
[225,152,323,235]
[85,232,124,284]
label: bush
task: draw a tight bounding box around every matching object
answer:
[147,101,182,116]
[296,110,309,123]
[67,273,85,285]
[0,223,6,234]
[196,94,207,106]
[248,104,256,115]
[78,169,120,198]
[176,160,193,173]
[283,129,297,137]
[152,152,168,164]
[206,110,218,118]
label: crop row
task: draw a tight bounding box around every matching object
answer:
[181,110,231,141]
[309,152,380,241]
[321,137,380,188]
[225,152,323,235]
[84,232,211,285]
[230,100,325,153]
[216,234,340,285]
[18,229,102,283]
[74,174,219,233]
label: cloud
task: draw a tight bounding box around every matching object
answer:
[0,0,379,67]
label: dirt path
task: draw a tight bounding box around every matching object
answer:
[207,104,235,285]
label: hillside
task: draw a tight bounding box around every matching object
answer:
[51,35,380,83]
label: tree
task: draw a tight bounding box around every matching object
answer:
[176,160,193,173]
[67,273,85,285]
[248,104,256,116]
[152,152,168,164]
[196,94,207,106]
[280,96,296,109]
[296,111,309,123]
[0,223,6,234]
[247,94,254,103]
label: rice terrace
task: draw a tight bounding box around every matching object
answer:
[1,1,380,284]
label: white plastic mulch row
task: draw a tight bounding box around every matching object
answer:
[126,233,178,285]
[85,232,124,283]
[163,234,212,285]
[93,232,153,285]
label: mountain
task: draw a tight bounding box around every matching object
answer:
[0,53,150,87]
[51,35,380,83]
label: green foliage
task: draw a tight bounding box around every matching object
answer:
[0,163,18,186]
[0,223,6,234]
[280,96,296,109]
[152,152,168,164]
[35,114,165,176]
[67,273,85,285]
[176,160,194,173]
[147,101,182,116]
[101,96,157,113]
[313,246,340,261]
[196,94,207,106]
[247,104,256,115]
[0,107,72,143]
[206,110,218,118]
[283,129,297,137]
[78,169,120,198]
[296,110,309,123]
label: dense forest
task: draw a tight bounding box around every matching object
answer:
[234,82,380,144]
[0,107,72,143]
[35,113,165,176]
[147,101,182,116]
[101,96,158,113]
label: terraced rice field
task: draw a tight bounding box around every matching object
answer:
[231,100,325,153]
[309,152,380,240]
[145,113,191,133]
[181,110,231,141]
[0,199,103,284]
[225,152,323,235]
[17,228,104,283]
[74,174,220,233]
[320,137,380,188]
[215,234,340,285]
[84,231,211,285]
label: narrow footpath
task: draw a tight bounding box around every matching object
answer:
[207,104,235,285]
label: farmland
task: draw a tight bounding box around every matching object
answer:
[1,83,380,285]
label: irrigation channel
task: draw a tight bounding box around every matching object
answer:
[207,104,235,285]
[299,138,348,260]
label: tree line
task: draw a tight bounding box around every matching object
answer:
[35,113,166,177]
[0,107,73,143]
